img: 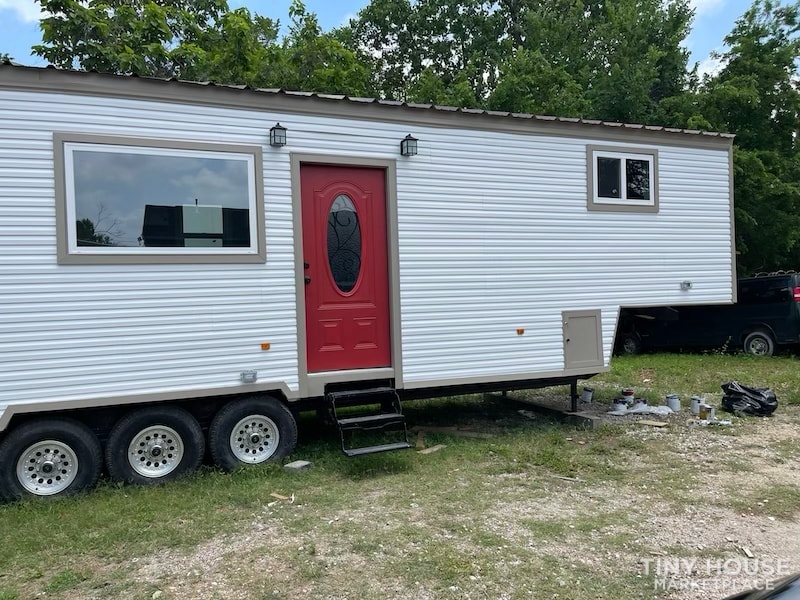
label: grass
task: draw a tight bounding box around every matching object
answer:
[0,353,797,599]
[592,352,800,405]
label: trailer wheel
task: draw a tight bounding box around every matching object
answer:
[620,333,642,355]
[0,418,102,501]
[743,330,775,356]
[106,406,204,486]
[208,396,297,472]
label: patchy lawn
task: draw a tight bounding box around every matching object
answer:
[0,354,798,600]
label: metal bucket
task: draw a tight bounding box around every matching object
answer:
[666,394,681,411]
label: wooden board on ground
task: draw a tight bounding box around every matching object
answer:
[638,420,669,428]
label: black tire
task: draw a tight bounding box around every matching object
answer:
[106,406,204,486]
[0,418,102,501]
[620,333,642,355]
[209,396,298,472]
[743,330,775,356]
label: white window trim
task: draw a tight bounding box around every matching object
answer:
[586,145,659,213]
[55,133,266,265]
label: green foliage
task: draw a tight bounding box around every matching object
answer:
[24,0,800,271]
[34,0,230,77]
[698,0,800,274]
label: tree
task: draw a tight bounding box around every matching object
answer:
[0,53,12,62]
[33,0,230,77]
[76,218,114,246]
[347,0,694,118]
[698,0,800,274]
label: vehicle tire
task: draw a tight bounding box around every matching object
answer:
[208,396,298,473]
[0,418,102,501]
[620,333,642,355]
[106,406,204,486]
[743,330,775,357]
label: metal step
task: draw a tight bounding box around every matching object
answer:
[337,412,405,428]
[327,387,411,457]
[326,387,396,406]
[343,441,413,457]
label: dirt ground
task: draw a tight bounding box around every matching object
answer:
[121,398,800,600]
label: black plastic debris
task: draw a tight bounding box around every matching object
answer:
[720,381,778,416]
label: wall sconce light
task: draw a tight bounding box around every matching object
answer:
[400,134,418,156]
[680,280,693,291]
[270,123,287,147]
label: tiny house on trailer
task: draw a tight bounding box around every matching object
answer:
[0,64,736,499]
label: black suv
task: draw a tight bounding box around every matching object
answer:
[617,273,800,356]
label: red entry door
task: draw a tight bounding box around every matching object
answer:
[301,164,391,373]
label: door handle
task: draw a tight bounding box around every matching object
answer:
[304,276,311,285]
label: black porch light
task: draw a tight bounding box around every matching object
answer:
[269,122,287,147]
[400,134,418,156]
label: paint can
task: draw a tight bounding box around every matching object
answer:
[621,388,635,405]
[580,387,594,402]
[666,394,681,412]
[612,401,628,412]
[690,396,703,415]
[698,403,710,420]
[708,407,716,421]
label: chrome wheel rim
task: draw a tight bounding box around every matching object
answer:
[229,415,280,463]
[748,338,769,355]
[128,425,183,478]
[17,440,79,496]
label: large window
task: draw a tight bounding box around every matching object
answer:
[55,134,265,264]
[587,146,658,213]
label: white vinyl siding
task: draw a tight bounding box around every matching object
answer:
[0,87,733,414]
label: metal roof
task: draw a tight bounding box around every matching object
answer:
[0,61,735,140]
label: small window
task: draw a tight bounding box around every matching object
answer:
[55,134,265,264]
[587,146,658,213]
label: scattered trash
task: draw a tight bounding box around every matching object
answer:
[690,396,704,415]
[415,430,426,450]
[580,387,594,402]
[608,404,674,416]
[549,474,584,483]
[621,387,635,403]
[741,547,755,559]
[721,381,778,416]
[418,444,446,455]
[693,419,733,427]
[270,492,290,501]
[517,409,538,420]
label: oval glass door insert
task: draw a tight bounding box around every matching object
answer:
[327,194,361,293]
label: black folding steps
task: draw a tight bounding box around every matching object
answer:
[326,387,412,457]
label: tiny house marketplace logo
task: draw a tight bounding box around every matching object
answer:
[641,557,791,593]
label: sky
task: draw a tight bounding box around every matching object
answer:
[0,0,753,78]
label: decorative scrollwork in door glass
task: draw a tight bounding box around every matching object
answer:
[326,194,361,293]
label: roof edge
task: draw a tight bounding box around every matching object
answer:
[0,64,735,149]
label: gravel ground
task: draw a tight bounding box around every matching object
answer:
[127,399,800,600]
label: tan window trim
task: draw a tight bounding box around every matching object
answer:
[55,132,266,265]
[586,145,659,214]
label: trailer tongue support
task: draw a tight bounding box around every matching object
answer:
[326,387,412,457]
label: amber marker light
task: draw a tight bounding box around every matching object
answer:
[261,343,271,351]
[516,329,525,335]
